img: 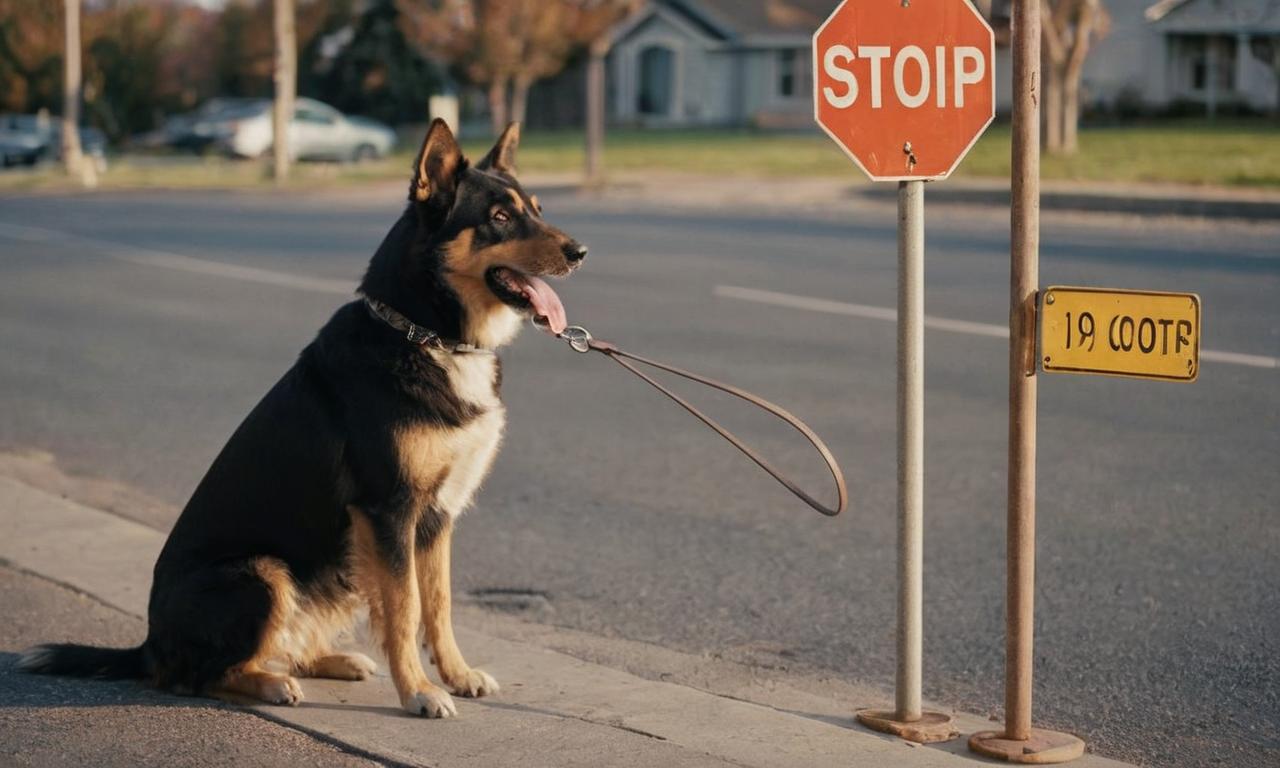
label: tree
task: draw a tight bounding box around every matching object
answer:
[273,0,296,182]
[577,0,640,185]
[0,0,63,114]
[315,0,443,126]
[399,0,521,133]
[399,0,635,135]
[84,1,176,143]
[1041,0,1110,154]
[62,0,84,179]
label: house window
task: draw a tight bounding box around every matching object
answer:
[638,45,675,116]
[1185,35,1235,92]
[778,49,798,97]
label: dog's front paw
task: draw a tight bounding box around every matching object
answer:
[447,667,499,698]
[403,687,457,718]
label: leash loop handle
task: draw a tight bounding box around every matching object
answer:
[549,324,847,517]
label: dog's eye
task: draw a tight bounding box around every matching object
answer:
[492,210,511,224]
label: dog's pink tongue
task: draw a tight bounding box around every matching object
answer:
[518,274,567,335]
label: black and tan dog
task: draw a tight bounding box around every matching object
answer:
[20,120,586,718]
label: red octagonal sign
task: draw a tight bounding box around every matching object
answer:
[814,0,995,181]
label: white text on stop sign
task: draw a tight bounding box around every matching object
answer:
[822,45,985,109]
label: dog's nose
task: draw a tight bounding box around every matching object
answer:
[564,241,588,264]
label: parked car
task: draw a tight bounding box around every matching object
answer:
[0,114,107,170]
[213,98,396,162]
[0,114,46,166]
[134,98,267,152]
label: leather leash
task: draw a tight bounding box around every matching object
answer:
[540,321,847,517]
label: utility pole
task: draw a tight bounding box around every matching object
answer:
[584,36,608,188]
[62,0,84,181]
[273,0,296,184]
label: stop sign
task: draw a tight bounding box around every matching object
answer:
[813,0,995,181]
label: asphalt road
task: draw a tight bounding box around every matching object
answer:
[0,186,1276,767]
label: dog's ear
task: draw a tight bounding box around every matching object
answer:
[411,119,463,205]
[476,122,520,177]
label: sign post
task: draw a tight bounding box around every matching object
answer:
[814,0,994,744]
[967,1,1086,762]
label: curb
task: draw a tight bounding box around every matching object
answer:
[0,475,1133,767]
[851,182,1280,222]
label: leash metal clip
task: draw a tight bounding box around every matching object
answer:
[559,326,593,354]
[533,317,593,353]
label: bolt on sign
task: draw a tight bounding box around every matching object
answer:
[813,0,996,181]
[1040,287,1202,382]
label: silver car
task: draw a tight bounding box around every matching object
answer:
[215,98,396,162]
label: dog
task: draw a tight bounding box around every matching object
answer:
[19,119,586,718]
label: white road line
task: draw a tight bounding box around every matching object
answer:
[1199,349,1279,368]
[714,284,1278,370]
[0,221,353,296]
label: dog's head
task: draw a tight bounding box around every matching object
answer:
[398,119,585,348]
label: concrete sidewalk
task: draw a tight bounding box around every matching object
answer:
[0,475,1132,767]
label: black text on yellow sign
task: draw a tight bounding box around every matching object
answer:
[1040,287,1201,382]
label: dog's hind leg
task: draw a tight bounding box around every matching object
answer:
[216,665,304,706]
[205,557,306,706]
[148,556,304,703]
[417,517,498,698]
[297,653,377,681]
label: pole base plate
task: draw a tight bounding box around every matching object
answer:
[969,728,1086,764]
[855,709,958,743]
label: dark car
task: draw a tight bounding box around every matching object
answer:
[0,114,108,169]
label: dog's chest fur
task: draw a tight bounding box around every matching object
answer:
[396,350,505,518]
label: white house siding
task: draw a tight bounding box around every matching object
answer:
[740,51,775,120]
[1083,0,1172,107]
[743,45,815,126]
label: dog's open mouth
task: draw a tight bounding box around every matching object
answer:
[485,267,567,334]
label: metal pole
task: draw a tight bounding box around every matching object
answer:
[895,179,924,723]
[855,181,954,744]
[1005,6,1040,737]
[969,2,1083,760]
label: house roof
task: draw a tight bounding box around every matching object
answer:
[629,0,834,44]
[678,0,835,36]
[1145,0,1280,34]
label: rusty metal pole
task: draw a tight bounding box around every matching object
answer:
[969,2,1084,762]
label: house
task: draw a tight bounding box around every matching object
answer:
[1143,0,1280,114]
[527,0,830,129]
[606,0,831,128]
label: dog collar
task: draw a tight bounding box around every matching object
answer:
[363,297,494,354]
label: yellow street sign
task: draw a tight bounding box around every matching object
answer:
[1040,287,1201,382]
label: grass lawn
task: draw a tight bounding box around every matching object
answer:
[2,119,1276,192]
[491,119,1280,188]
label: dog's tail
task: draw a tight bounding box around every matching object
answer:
[18,642,148,680]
